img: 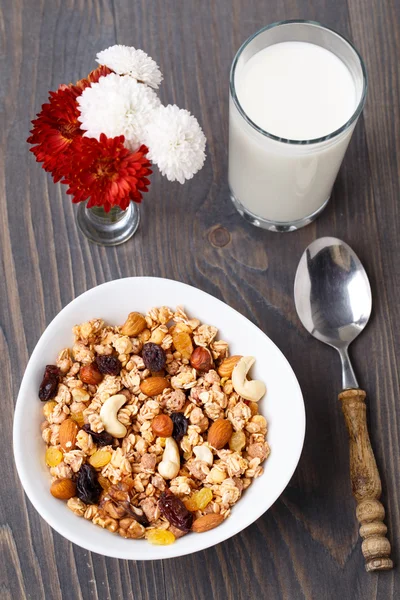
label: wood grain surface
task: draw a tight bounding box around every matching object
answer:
[1,0,399,598]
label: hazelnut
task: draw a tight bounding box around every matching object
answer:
[80,363,103,385]
[190,347,213,372]
[151,414,174,437]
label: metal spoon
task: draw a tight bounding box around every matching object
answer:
[294,237,392,572]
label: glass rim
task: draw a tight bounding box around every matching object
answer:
[229,19,368,145]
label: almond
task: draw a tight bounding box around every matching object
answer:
[207,419,233,449]
[217,355,242,378]
[59,418,79,451]
[190,347,213,372]
[121,312,147,337]
[192,513,224,533]
[140,376,171,397]
[50,478,77,500]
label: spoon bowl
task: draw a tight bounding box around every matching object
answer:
[294,236,372,389]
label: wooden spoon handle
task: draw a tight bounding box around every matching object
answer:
[339,389,393,571]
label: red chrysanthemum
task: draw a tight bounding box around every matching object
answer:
[27,86,83,182]
[63,134,152,212]
[75,65,113,91]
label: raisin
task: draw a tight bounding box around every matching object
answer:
[159,490,193,532]
[171,412,188,442]
[95,355,121,376]
[142,343,166,371]
[147,529,175,545]
[89,449,112,468]
[38,365,60,401]
[82,424,113,447]
[184,488,213,511]
[76,464,102,504]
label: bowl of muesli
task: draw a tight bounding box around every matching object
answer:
[13,277,305,559]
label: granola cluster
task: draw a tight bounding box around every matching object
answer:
[40,306,270,544]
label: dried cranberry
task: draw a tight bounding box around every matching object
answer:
[76,464,102,504]
[82,424,113,447]
[171,412,188,442]
[38,365,60,401]
[142,343,166,371]
[95,355,121,376]
[158,491,193,532]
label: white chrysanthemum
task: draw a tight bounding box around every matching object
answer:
[96,45,163,89]
[77,73,160,151]
[144,105,206,183]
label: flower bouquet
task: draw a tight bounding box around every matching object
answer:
[28,45,207,245]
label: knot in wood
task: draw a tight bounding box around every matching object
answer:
[208,226,231,248]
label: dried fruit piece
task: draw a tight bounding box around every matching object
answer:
[76,463,102,504]
[229,430,246,452]
[121,312,147,337]
[142,343,167,371]
[192,513,224,533]
[70,412,85,427]
[45,446,63,467]
[147,529,176,545]
[95,355,121,376]
[190,347,213,372]
[184,488,213,511]
[172,331,193,360]
[43,400,57,420]
[217,355,242,378]
[82,424,113,447]
[151,414,174,437]
[207,419,233,449]
[98,475,111,491]
[50,478,77,500]
[171,412,188,442]
[140,377,170,397]
[39,365,60,401]
[59,419,79,451]
[80,363,103,385]
[158,491,193,532]
[89,449,112,468]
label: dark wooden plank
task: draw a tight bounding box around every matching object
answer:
[1,0,399,598]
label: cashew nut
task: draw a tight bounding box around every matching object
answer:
[158,437,180,480]
[231,356,266,402]
[193,445,213,466]
[99,394,128,438]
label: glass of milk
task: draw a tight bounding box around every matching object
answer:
[229,20,367,231]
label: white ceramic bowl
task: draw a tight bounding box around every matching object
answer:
[13,277,305,560]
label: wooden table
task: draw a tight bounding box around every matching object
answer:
[2,1,399,598]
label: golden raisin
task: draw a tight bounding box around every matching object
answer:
[98,475,111,491]
[172,331,193,360]
[43,401,57,420]
[45,446,63,467]
[146,529,176,545]
[229,430,246,452]
[184,488,213,511]
[89,449,112,468]
[70,412,85,427]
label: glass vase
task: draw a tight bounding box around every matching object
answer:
[76,202,140,246]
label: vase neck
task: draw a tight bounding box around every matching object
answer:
[87,205,125,224]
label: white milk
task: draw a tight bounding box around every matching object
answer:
[229,41,360,225]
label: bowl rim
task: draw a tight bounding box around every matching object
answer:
[13,276,305,559]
